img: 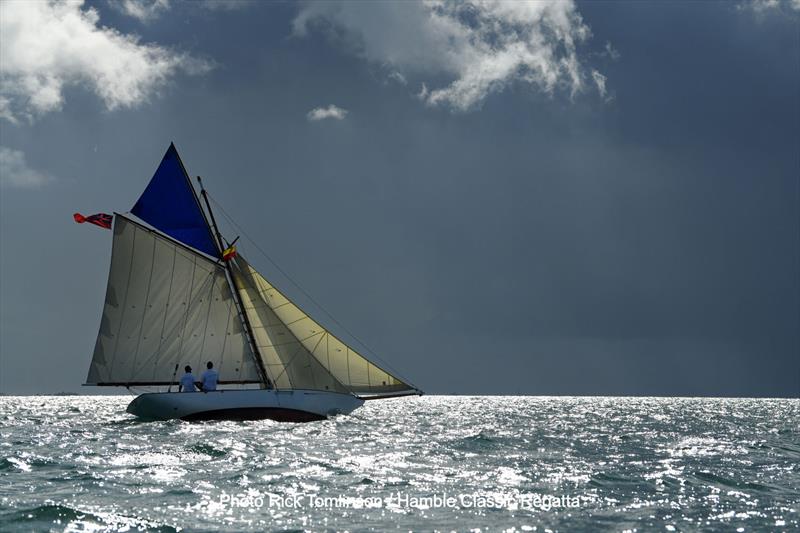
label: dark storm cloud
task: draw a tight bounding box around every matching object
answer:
[0,1,797,396]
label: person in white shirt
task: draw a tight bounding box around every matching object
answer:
[178,366,197,392]
[201,361,219,392]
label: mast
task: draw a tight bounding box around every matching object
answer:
[196,175,272,389]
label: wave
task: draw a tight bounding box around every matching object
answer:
[589,472,657,491]
[0,504,177,533]
[691,470,779,493]
[448,431,501,452]
[186,443,227,457]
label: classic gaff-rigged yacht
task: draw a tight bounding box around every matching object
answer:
[83,143,422,421]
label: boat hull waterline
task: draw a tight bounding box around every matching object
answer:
[126,389,365,422]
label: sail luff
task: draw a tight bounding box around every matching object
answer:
[103,215,142,382]
[172,144,218,255]
[195,176,271,388]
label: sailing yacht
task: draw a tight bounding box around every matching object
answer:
[83,143,422,421]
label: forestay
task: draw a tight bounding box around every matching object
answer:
[233,255,416,395]
[85,215,262,385]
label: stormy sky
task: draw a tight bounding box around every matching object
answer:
[0,0,797,396]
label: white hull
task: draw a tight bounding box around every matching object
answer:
[126,389,364,422]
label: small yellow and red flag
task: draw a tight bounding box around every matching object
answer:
[222,245,237,261]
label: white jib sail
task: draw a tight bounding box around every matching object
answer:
[85,215,262,385]
[232,255,416,395]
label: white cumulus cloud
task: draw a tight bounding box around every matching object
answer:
[307,104,348,121]
[113,0,252,19]
[111,0,171,23]
[293,0,605,112]
[388,71,408,86]
[0,147,52,188]
[738,0,800,13]
[0,0,211,122]
[603,41,621,61]
[591,69,608,100]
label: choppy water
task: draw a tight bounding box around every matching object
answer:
[0,396,798,532]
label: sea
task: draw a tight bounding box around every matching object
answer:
[0,396,797,532]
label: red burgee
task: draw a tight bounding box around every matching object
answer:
[74,212,112,229]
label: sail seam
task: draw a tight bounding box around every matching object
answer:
[280,316,313,327]
[176,257,197,376]
[220,277,237,381]
[129,233,157,381]
[247,329,324,347]
[267,334,327,391]
[264,339,301,390]
[127,266,216,377]
[236,261,349,393]
[126,254,225,379]
[195,266,215,376]
[107,220,137,382]
[151,245,177,381]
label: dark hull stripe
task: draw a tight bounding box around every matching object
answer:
[359,391,424,400]
[180,407,326,423]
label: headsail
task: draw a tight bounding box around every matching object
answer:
[86,215,262,385]
[131,143,219,258]
[232,255,418,396]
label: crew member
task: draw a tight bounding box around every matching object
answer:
[179,366,197,392]
[201,361,219,392]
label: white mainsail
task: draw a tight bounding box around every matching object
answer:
[233,255,417,396]
[86,215,262,385]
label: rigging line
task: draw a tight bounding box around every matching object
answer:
[269,327,329,391]
[245,331,326,349]
[207,194,419,389]
[128,259,219,374]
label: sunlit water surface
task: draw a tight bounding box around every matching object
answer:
[0,396,798,532]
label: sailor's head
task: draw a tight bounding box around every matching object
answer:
[207,361,213,369]
[185,365,192,373]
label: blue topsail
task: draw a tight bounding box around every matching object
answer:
[131,143,219,258]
